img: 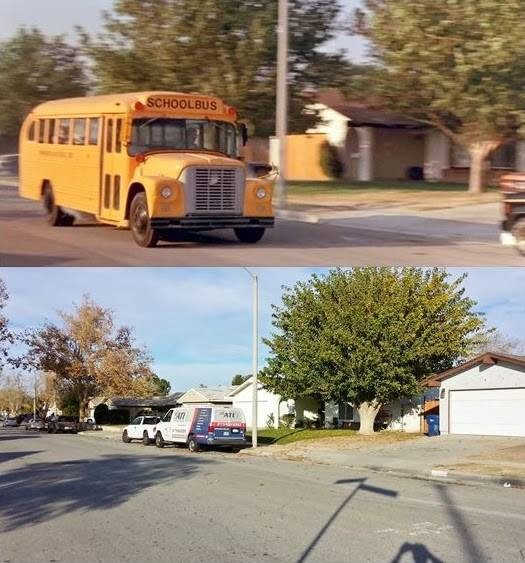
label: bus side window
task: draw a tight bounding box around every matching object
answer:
[73,118,86,145]
[104,174,111,209]
[88,118,99,145]
[38,119,46,144]
[106,119,113,153]
[58,119,70,144]
[113,175,120,210]
[28,121,35,141]
[115,119,122,153]
[47,119,56,144]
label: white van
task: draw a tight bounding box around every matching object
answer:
[154,406,247,452]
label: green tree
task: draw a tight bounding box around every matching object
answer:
[231,373,250,386]
[352,0,525,193]
[13,296,157,419]
[261,268,487,434]
[81,0,342,135]
[0,28,88,148]
[151,376,171,396]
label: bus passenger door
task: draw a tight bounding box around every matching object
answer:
[100,115,125,222]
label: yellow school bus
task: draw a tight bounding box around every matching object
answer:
[19,91,274,246]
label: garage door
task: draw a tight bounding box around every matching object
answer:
[449,388,525,436]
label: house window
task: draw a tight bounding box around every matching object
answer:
[338,402,354,420]
[491,143,516,169]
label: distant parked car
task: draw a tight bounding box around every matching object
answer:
[3,417,19,428]
[47,416,78,434]
[25,418,45,431]
[122,415,161,445]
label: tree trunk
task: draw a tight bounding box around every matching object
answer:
[357,401,382,435]
[79,397,88,421]
[468,141,499,194]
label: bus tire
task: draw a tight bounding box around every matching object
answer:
[130,192,159,248]
[155,432,165,448]
[511,217,525,256]
[187,436,200,452]
[234,227,265,244]
[43,184,74,227]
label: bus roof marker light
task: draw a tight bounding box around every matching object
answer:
[228,107,237,118]
[135,154,145,164]
[134,101,145,111]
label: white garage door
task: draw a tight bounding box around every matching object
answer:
[450,388,525,436]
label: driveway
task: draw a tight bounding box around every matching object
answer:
[244,434,525,486]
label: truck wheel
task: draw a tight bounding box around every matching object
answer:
[187,436,200,452]
[512,217,525,256]
[155,432,165,448]
[130,192,159,248]
[43,184,74,227]
[142,431,150,446]
[122,430,131,443]
[234,227,265,244]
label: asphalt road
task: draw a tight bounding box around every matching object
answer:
[1,184,523,266]
[2,428,525,562]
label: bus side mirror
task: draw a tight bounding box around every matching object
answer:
[239,123,248,146]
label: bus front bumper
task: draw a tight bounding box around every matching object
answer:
[150,216,274,231]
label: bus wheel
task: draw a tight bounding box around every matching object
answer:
[130,192,159,248]
[187,436,200,452]
[512,218,525,256]
[43,185,74,227]
[234,227,265,244]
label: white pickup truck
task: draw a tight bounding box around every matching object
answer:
[122,415,161,445]
[154,406,247,452]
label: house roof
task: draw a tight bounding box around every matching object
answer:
[226,376,258,397]
[424,352,525,387]
[330,104,424,129]
[178,386,238,403]
[110,392,184,408]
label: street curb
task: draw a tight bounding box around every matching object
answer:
[274,209,320,223]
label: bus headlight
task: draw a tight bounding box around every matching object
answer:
[160,186,173,199]
[256,187,267,200]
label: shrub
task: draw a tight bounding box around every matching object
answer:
[319,141,344,179]
[266,413,275,429]
[280,413,295,428]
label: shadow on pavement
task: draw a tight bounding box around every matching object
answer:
[390,542,444,562]
[0,252,81,266]
[434,484,486,563]
[0,453,214,533]
[0,451,42,464]
[0,433,42,441]
[297,477,398,563]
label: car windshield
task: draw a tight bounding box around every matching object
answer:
[129,118,237,158]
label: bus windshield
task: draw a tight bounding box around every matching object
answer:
[129,118,237,157]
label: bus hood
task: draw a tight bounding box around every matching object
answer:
[140,152,245,180]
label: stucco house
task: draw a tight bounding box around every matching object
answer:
[426,352,525,437]
[88,392,183,422]
[270,91,525,183]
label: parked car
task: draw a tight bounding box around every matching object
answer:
[122,415,161,445]
[46,416,79,434]
[154,406,246,452]
[25,418,45,431]
[3,417,19,428]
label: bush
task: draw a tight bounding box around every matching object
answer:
[295,418,305,429]
[319,141,344,179]
[280,413,295,428]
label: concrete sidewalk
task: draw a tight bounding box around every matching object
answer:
[242,434,525,488]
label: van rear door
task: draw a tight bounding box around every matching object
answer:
[210,408,246,440]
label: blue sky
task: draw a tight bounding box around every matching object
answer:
[0,0,369,62]
[1,268,524,391]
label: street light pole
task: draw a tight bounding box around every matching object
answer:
[275,0,288,207]
[243,268,258,448]
[33,373,37,420]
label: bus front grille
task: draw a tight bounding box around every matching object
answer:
[185,167,244,215]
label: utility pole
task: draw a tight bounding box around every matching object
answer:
[275,0,288,207]
[243,268,259,448]
[33,373,37,420]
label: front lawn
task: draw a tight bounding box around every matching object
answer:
[246,428,357,446]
